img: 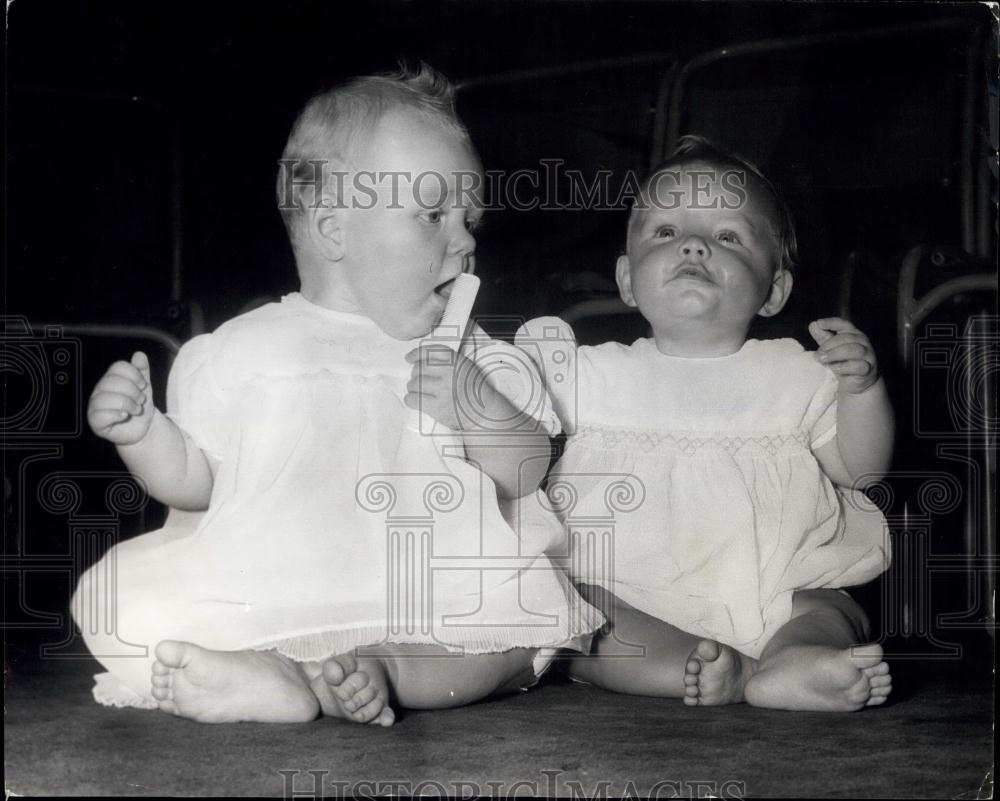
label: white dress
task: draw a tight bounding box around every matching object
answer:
[76,295,603,707]
[515,320,890,659]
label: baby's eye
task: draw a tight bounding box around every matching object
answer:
[654,226,676,239]
[465,215,483,233]
[716,230,741,244]
[422,209,444,224]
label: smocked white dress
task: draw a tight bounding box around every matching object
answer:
[515,319,889,659]
[76,295,603,708]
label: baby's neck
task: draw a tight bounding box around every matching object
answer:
[300,285,357,314]
[298,269,362,316]
[650,328,749,358]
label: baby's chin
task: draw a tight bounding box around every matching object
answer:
[374,311,438,341]
[366,294,446,340]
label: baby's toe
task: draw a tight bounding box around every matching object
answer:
[352,699,387,723]
[151,685,171,701]
[341,681,370,712]
[322,654,359,687]
[334,670,370,704]
[151,673,170,689]
[158,698,179,715]
[346,683,379,712]
[151,660,170,676]
[321,661,343,686]
[694,639,720,662]
[368,706,395,727]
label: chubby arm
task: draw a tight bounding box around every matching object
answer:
[463,318,578,497]
[404,343,552,500]
[462,413,553,501]
[117,411,215,511]
[88,352,214,510]
[809,319,894,489]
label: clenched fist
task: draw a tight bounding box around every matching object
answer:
[87,351,156,445]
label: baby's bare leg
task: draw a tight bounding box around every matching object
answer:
[312,644,536,725]
[567,584,752,702]
[744,589,892,711]
[151,641,319,723]
[388,644,537,709]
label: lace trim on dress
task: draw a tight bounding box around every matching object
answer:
[573,424,809,456]
[255,613,603,667]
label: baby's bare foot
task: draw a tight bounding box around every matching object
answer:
[683,639,755,706]
[150,640,319,723]
[744,642,892,711]
[311,653,395,727]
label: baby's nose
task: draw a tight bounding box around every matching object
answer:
[449,223,476,255]
[678,235,710,259]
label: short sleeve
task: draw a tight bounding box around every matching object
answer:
[165,334,228,461]
[464,323,562,437]
[514,317,578,435]
[807,361,839,450]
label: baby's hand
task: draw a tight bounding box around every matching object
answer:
[405,345,503,431]
[87,351,156,445]
[808,317,880,395]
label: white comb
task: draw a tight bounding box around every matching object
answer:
[409,273,481,433]
[433,273,480,347]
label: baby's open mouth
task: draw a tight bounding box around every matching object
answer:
[434,277,458,300]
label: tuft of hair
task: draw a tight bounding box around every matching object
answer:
[276,61,468,243]
[636,135,798,274]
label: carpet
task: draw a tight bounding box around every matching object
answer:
[4,634,994,798]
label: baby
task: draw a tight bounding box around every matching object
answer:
[77,64,601,725]
[517,136,893,711]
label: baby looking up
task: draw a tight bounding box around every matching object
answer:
[518,136,893,711]
[77,64,602,725]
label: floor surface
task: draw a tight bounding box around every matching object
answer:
[4,636,994,798]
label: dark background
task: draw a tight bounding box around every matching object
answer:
[5,1,997,668]
[7,1,994,328]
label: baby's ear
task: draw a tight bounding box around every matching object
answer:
[615,255,637,307]
[307,202,345,262]
[758,268,793,318]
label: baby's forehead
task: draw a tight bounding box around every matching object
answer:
[629,162,779,230]
[361,110,477,160]
[340,111,483,198]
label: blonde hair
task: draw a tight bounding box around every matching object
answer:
[276,62,468,243]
